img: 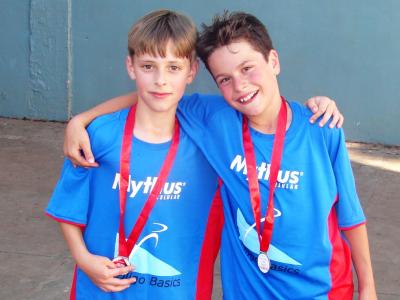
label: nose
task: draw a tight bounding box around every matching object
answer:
[232,74,247,92]
[155,70,167,86]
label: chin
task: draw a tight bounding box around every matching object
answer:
[235,104,264,118]
[150,103,178,114]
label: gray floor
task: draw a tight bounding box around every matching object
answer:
[0,118,399,299]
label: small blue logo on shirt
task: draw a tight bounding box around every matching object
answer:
[114,222,182,276]
[237,209,302,266]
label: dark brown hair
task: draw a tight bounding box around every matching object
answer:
[197,11,274,71]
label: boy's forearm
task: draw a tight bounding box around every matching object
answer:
[60,222,90,265]
[343,224,377,297]
[74,92,137,127]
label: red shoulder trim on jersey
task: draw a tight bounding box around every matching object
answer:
[45,212,86,228]
[328,195,354,300]
[70,264,77,300]
[195,181,224,300]
[340,221,366,231]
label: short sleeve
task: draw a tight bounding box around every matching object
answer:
[177,93,228,146]
[45,159,91,227]
[325,128,366,229]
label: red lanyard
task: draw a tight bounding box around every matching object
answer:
[118,105,180,258]
[242,97,287,253]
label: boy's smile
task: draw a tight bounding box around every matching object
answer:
[208,40,284,131]
[236,90,259,105]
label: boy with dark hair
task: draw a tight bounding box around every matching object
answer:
[62,10,373,300]
[186,11,376,299]
[46,10,223,299]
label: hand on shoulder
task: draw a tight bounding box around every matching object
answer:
[305,96,344,128]
[64,115,98,168]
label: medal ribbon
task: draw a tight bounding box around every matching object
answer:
[242,97,287,253]
[118,105,180,258]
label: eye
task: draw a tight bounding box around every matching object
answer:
[242,65,253,72]
[169,65,182,72]
[141,64,153,71]
[218,77,231,86]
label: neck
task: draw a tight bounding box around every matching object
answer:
[248,94,292,134]
[133,101,176,143]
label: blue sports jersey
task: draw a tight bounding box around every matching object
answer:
[177,94,365,299]
[46,108,222,300]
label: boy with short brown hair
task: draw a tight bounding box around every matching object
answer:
[46,10,222,299]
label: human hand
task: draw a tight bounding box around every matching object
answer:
[63,116,99,168]
[79,253,136,292]
[305,96,344,128]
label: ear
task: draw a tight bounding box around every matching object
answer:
[126,55,136,80]
[268,50,280,76]
[186,59,199,84]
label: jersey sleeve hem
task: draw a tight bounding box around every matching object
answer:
[339,220,366,231]
[45,211,86,228]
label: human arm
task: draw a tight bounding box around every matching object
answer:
[65,93,341,167]
[343,225,377,300]
[64,92,137,167]
[60,222,136,292]
[321,123,374,298]
[304,96,344,128]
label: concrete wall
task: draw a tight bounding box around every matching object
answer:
[0,0,69,120]
[0,1,399,145]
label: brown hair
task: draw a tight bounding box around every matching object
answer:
[197,11,274,71]
[128,9,197,62]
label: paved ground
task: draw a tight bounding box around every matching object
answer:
[0,117,399,299]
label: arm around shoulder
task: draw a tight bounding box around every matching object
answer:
[76,92,137,127]
[64,92,137,167]
[304,96,344,128]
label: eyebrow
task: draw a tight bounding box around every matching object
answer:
[166,60,185,64]
[138,59,185,65]
[214,60,254,79]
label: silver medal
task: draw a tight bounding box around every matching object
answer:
[112,256,130,268]
[257,252,270,273]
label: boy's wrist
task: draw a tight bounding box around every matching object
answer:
[357,277,377,298]
[73,249,92,268]
[70,113,90,128]
[358,281,376,292]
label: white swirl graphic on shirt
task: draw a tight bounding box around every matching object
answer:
[114,222,181,276]
[237,209,301,266]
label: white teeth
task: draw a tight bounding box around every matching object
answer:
[239,91,257,103]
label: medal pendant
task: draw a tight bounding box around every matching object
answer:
[257,252,270,273]
[112,256,130,268]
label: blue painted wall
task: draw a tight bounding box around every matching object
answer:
[1,1,399,145]
[0,0,69,120]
